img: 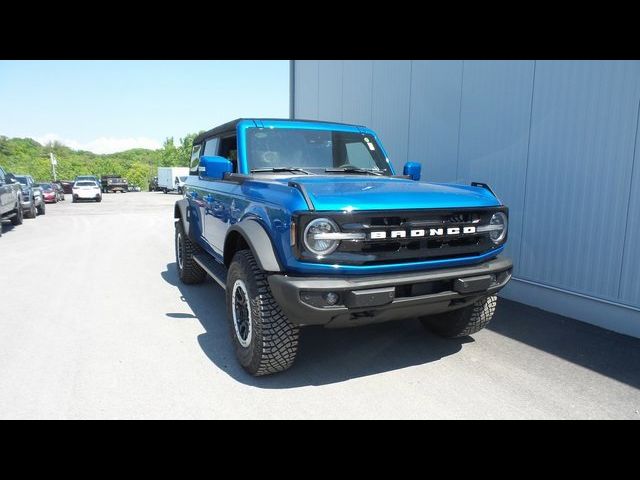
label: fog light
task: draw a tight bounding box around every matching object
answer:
[325,292,339,306]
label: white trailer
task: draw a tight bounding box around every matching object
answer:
[157,167,190,194]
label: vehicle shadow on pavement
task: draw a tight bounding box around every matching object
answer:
[0,222,18,236]
[161,263,468,387]
[487,299,640,390]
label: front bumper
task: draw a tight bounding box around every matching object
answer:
[268,256,513,328]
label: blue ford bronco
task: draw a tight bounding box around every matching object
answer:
[174,119,512,376]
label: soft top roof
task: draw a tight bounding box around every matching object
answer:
[193,118,244,145]
[192,118,364,145]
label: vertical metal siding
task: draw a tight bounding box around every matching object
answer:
[341,60,374,126]
[292,60,640,333]
[456,60,535,271]
[619,99,640,305]
[407,60,463,183]
[293,60,319,119]
[519,61,640,301]
[318,61,343,121]
[370,61,412,168]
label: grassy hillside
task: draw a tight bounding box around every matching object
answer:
[0,133,198,190]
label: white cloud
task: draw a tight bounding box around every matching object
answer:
[36,133,162,154]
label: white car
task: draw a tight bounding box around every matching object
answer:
[72,181,102,203]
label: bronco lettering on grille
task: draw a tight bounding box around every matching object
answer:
[369,226,476,240]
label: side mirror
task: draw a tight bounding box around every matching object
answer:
[200,156,233,180]
[403,161,422,181]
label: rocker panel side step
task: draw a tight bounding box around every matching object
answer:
[193,254,228,290]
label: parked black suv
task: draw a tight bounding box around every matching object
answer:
[101,175,128,193]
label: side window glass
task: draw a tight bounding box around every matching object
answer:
[345,142,374,168]
[189,144,202,175]
[219,135,238,172]
[0,168,5,183]
[203,137,219,156]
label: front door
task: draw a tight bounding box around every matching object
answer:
[202,134,240,252]
[185,133,246,257]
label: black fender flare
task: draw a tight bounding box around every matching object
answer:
[174,198,200,243]
[225,220,282,273]
[174,198,188,222]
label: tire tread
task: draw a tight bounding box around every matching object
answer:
[175,221,207,284]
[421,295,497,338]
[230,250,299,376]
[10,201,23,225]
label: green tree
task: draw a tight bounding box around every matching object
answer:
[0,133,201,191]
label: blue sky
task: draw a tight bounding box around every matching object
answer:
[0,60,289,153]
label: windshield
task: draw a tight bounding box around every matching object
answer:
[76,181,97,187]
[15,176,28,185]
[246,128,391,175]
[178,176,187,182]
[37,183,53,190]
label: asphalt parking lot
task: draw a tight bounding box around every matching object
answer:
[1,192,639,419]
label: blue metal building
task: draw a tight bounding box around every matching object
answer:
[291,60,640,337]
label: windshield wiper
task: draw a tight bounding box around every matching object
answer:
[325,167,384,176]
[251,167,313,175]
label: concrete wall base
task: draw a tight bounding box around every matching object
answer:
[501,278,640,339]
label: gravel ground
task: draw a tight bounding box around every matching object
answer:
[1,192,639,419]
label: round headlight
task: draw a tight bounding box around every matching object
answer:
[489,212,508,244]
[304,218,340,256]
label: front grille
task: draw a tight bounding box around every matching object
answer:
[295,207,507,265]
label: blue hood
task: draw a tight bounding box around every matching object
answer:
[276,176,501,211]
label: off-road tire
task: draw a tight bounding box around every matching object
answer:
[10,201,23,225]
[37,202,45,215]
[420,295,497,338]
[226,250,299,376]
[175,221,206,284]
